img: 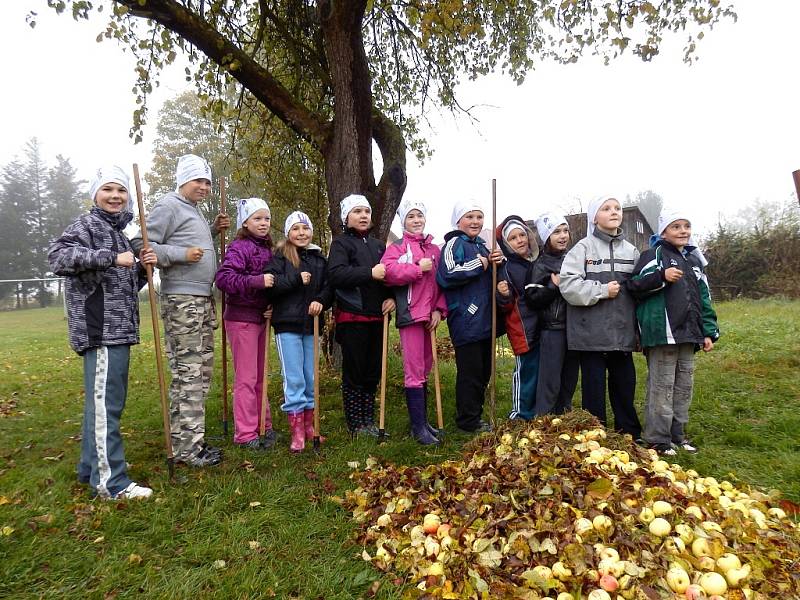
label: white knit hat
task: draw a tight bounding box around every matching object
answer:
[450,200,484,229]
[501,219,526,242]
[284,210,313,236]
[396,199,427,227]
[339,194,371,224]
[175,154,212,190]
[587,194,618,235]
[535,212,567,246]
[236,197,270,230]
[657,206,691,235]
[89,166,130,202]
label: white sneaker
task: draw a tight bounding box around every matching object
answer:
[112,482,153,500]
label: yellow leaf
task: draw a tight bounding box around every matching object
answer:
[248,501,261,508]
[212,559,226,569]
[2,526,14,536]
[128,553,142,564]
[248,540,261,550]
[93,536,105,544]
[0,496,9,506]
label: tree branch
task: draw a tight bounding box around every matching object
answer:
[116,0,330,149]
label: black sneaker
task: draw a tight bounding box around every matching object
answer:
[650,444,677,457]
[236,439,266,452]
[673,439,698,454]
[180,447,223,467]
[200,442,223,457]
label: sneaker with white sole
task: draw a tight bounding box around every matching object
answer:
[650,443,677,457]
[112,482,153,500]
[674,439,698,453]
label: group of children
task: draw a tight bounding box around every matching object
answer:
[49,155,719,500]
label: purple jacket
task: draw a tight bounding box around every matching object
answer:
[215,234,273,323]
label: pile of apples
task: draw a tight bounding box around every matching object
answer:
[343,411,799,599]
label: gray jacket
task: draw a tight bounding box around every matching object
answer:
[131,191,218,296]
[559,228,640,352]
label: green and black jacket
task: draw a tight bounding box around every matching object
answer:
[628,240,720,350]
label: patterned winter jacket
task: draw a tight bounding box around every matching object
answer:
[48,207,146,355]
[381,231,447,328]
[559,228,640,352]
[214,234,273,324]
[628,239,720,349]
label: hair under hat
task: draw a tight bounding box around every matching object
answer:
[501,219,526,242]
[284,210,313,237]
[587,194,619,236]
[89,165,130,203]
[535,212,568,246]
[339,194,371,224]
[236,197,270,230]
[396,199,427,229]
[450,200,484,229]
[175,154,213,190]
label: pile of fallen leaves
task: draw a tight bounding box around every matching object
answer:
[340,411,800,599]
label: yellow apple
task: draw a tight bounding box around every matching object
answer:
[639,507,656,524]
[649,517,672,537]
[653,500,673,516]
[666,566,691,593]
[715,553,741,573]
[423,513,441,534]
[699,572,728,596]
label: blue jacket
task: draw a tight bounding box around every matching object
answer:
[436,230,495,347]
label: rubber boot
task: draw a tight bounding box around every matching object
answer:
[406,387,439,445]
[288,412,305,453]
[303,409,326,445]
[342,385,359,434]
[422,383,442,439]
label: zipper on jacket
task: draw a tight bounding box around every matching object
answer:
[608,239,616,278]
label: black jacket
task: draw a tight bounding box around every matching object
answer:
[267,245,333,334]
[327,229,391,317]
[525,249,569,330]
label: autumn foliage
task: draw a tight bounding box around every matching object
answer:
[342,411,800,599]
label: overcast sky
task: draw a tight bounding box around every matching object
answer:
[2,1,799,241]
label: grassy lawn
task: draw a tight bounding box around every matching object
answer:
[0,298,797,598]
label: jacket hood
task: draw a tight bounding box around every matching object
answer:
[402,230,434,244]
[495,215,539,262]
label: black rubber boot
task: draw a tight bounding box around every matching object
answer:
[342,384,360,434]
[422,384,443,439]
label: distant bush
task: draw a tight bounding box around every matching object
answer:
[703,199,800,299]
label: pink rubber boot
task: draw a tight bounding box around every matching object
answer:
[288,412,305,453]
[303,409,326,445]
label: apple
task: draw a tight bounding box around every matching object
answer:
[675,523,694,544]
[697,556,716,571]
[552,561,573,580]
[684,505,703,519]
[699,572,728,596]
[436,523,451,539]
[575,518,594,536]
[652,459,670,472]
[653,500,673,516]
[666,566,691,593]
[599,574,619,592]
[638,507,655,524]
[715,553,741,573]
[557,594,574,600]
[532,565,553,581]
[649,517,672,537]
[664,536,685,554]
[768,507,787,519]
[592,514,613,533]
[598,547,619,562]
[691,537,711,557]
[725,564,751,588]
[376,514,392,527]
[684,583,706,600]
[423,513,441,534]
[587,590,611,600]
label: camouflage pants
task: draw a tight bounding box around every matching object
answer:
[161,294,216,461]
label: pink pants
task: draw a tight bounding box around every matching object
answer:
[226,320,272,443]
[399,323,433,388]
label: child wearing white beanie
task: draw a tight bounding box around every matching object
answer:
[436,200,503,433]
[328,193,396,437]
[265,211,333,452]
[526,213,579,416]
[381,199,446,445]
[48,165,158,500]
[130,154,230,467]
[559,194,643,439]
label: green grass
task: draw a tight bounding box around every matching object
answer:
[0,299,797,598]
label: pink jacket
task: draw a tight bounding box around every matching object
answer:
[382,231,447,327]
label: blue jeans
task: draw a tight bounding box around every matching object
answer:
[275,332,315,414]
[508,346,540,421]
[79,345,132,497]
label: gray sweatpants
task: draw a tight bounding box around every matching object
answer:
[643,343,696,447]
[78,345,133,498]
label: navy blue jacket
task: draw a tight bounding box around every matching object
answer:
[436,230,496,347]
